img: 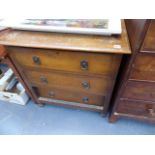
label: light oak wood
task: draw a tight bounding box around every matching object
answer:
[7,46,122,76]
[23,69,112,95]
[0,20,131,113]
[34,86,105,106]
[0,21,131,54]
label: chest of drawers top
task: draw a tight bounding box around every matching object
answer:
[0,20,131,54]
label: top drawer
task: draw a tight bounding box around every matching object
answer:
[130,53,155,81]
[7,47,122,76]
[141,20,155,53]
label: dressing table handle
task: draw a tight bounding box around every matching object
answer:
[80,60,88,70]
[32,56,41,65]
[82,97,89,103]
[148,108,155,116]
[40,76,48,84]
[48,91,55,98]
[82,81,90,89]
[146,104,155,116]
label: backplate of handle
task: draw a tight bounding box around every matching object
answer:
[148,108,155,116]
[146,104,155,116]
[40,76,48,84]
[80,60,88,70]
[32,56,41,65]
[82,97,89,103]
[82,81,90,89]
[48,91,55,98]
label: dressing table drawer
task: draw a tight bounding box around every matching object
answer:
[122,81,155,102]
[7,47,122,76]
[116,99,155,119]
[34,86,105,106]
[23,69,112,95]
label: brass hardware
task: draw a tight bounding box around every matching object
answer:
[48,91,55,98]
[148,108,155,116]
[146,104,155,116]
[82,97,89,103]
[80,60,88,70]
[32,56,41,65]
[82,81,90,89]
[40,76,48,84]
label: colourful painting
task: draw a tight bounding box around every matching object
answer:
[22,19,109,29]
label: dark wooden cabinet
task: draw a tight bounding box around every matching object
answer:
[0,21,130,115]
[109,19,155,123]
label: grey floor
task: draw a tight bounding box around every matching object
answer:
[0,100,155,135]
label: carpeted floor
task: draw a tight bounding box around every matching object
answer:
[0,100,154,135]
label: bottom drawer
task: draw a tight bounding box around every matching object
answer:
[34,86,105,106]
[116,99,155,118]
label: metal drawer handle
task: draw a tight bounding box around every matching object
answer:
[82,81,90,89]
[48,91,55,98]
[80,60,88,70]
[146,104,155,116]
[148,108,155,116]
[40,76,48,84]
[82,97,89,103]
[32,56,41,65]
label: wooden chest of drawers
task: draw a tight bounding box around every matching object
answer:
[0,20,130,114]
[109,19,155,122]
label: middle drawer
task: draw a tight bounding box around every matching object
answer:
[23,69,112,95]
[122,80,155,102]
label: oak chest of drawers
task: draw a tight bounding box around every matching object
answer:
[110,19,155,122]
[0,20,130,115]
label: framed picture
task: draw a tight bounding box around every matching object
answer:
[0,19,122,36]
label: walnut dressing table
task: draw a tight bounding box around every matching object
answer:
[0,21,131,115]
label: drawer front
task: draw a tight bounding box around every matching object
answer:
[130,53,155,81]
[141,20,155,52]
[116,99,155,118]
[122,81,155,102]
[24,70,112,95]
[8,47,122,76]
[34,86,105,106]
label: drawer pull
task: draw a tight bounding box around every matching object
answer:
[48,91,55,98]
[148,108,155,116]
[80,60,88,70]
[82,81,90,89]
[32,56,41,65]
[40,76,48,84]
[146,104,155,116]
[82,97,89,103]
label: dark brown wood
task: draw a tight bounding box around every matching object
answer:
[142,20,155,52]
[122,81,155,101]
[130,53,155,82]
[125,19,149,52]
[109,19,155,123]
[0,20,131,114]
[115,99,155,121]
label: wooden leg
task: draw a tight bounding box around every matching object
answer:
[109,114,119,123]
